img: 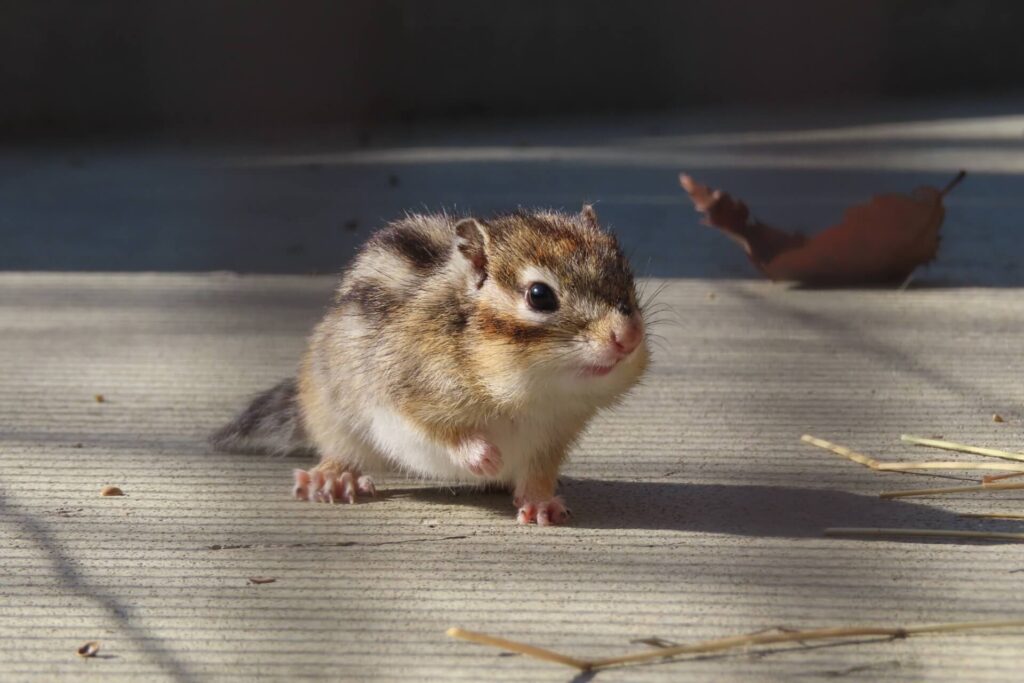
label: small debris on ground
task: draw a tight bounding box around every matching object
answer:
[248,577,276,585]
[630,636,679,648]
[77,641,100,657]
[993,414,1005,423]
[94,394,105,403]
[100,486,124,497]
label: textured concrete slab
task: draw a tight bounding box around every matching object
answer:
[2,271,1024,681]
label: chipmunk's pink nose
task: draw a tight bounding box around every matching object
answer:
[611,316,644,356]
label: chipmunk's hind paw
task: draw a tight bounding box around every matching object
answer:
[293,463,376,504]
[515,496,569,526]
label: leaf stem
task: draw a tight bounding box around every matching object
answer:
[940,170,967,197]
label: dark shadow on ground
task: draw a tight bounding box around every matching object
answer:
[402,478,1024,540]
[0,486,198,682]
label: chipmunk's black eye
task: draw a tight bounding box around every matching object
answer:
[526,282,559,312]
[617,301,633,316]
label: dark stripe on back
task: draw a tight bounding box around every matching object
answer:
[339,280,399,321]
[374,226,447,272]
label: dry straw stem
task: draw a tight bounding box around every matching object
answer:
[800,435,1024,473]
[983,472,1024,484]
[872,462,1024,473]
[445,628,589,670]
[961,513,1024,520]
[825,527,1024,542]
[448,620,1024,672]
[900,435,1024,464]
[800,435,880,468]
[877,462,1024,472]
[879,481,1024,499]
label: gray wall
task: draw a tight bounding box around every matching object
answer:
[2,0,1023,138]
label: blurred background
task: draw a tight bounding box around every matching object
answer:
[2,0,1023,281]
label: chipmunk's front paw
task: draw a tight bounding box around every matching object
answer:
[456,437,503,478]
[293,462,376,504]
[515,495,569,526]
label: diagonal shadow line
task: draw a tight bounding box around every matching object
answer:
[718,283,1006,412]
[0,485,197,683]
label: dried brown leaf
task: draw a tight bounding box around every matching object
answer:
[680,171,965,286]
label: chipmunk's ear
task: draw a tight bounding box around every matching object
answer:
[580,204,600,231]
[455,218,490,287]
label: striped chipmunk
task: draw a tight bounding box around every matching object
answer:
[211,206,649,525]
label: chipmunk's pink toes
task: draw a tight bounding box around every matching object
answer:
[331,471,358,504]
[357,475,377,497]
[516,502,536,524]
[293,469,312,500]
[293,464,367,504]
[515,496,569,526]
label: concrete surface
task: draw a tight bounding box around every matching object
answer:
[2,100,1024,681]
[2,273,1024,682]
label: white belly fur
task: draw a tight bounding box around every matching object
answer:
[363,399,591,485]
[364,404,472,481]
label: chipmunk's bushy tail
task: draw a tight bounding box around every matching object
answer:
[209,378,312,456]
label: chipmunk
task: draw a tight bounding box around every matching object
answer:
[211,206,649,525]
